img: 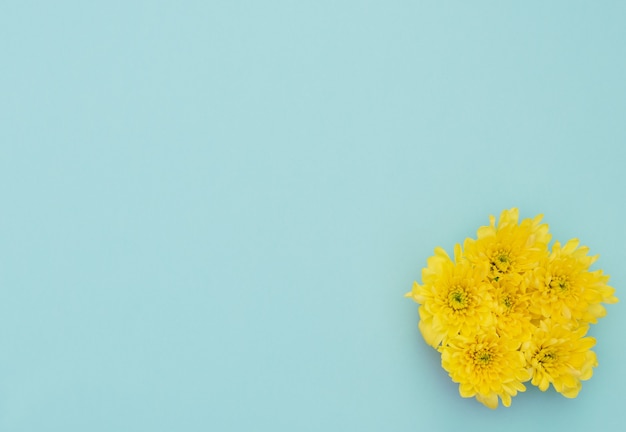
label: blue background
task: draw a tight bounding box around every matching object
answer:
[1,1,625,431]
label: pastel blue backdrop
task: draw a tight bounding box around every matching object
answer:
[1,1,625,431]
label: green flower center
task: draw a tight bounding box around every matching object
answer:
[473,348,493,367]
[536,349,557,367]
[502,294,514,311]
[490,249,513,274]
[549,276,570,293]
[448,287,469,311]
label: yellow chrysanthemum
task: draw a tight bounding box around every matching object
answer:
[406,244,493,349]
[441,332,530,409]
[523,320,597,398]
[528,239,618,325]
[490,275,534,342]
[464,208,551,282]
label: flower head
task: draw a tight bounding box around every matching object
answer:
[490,275,534,342]
[406,245,493,348]
[441,331,530,409]
[463,208,550,282]
[523,320,597,398]
[528,239,618,325]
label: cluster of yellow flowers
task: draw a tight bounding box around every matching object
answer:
[406,208,618,409]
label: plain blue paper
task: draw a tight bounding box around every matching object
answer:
[1,1,625,431]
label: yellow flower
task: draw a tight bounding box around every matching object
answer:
[523,320,597,398]
[490,275,534,342]
[406,244,493,348]
[441,331,530,409]
[528,239,618,325]
[464,208,551,282]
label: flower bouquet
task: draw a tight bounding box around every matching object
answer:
[406,208,618,408]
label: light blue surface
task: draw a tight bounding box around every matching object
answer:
[1,1,625,431]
